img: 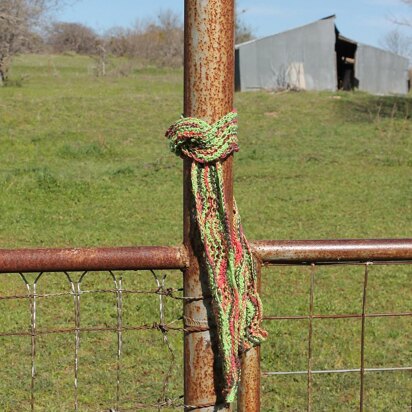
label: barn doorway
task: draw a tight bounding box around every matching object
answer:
[335,30,358,90]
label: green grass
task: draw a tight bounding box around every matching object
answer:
[0,54,411,411]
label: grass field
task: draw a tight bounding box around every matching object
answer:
[0,54,411,411]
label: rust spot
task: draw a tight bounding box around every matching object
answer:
[185,334,217,405]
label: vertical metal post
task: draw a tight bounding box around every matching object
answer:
[183,0,235,410]
[237,263,262,412]
[359,264,369,412]
[307,264,315,412]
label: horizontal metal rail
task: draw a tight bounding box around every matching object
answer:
[1,239,411,273]
[0,246,188,273]
[262,366,412,376]
[264,312,412,320]
[251,239,412,264]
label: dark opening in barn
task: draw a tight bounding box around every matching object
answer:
[335,29,358,91]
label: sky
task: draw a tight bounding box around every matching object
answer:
[56,0,411,48]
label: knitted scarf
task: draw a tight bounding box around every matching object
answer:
[166,111,267,403]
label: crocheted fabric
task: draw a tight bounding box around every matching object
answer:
[166,111,267,403]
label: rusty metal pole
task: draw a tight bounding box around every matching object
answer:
[238,337,261,411]
[183,0,235,410]
[237,261,262,412]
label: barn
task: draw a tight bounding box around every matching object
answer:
[235,15,409,95]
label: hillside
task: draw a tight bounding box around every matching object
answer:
[0,54,410,411]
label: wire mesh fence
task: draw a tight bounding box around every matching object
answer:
[1,256,411,411]
[260,262,412,411]
[0,269,188,411]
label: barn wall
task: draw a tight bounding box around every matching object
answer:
[236,40,258,91]
[236,18,337,91]
[355,44,409,95]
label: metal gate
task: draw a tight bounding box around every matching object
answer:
[0,1,411,411]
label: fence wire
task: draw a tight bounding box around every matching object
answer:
[260,262,412,412]
[0,269,201,412]
[1,261,411,411]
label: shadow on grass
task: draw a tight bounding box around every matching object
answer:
[335,93,412,123]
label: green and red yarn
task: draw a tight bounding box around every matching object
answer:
[166,111,267,403]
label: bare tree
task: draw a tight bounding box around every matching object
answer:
[103,6,254,66]
[94,43,106,76]
[104,27,133,57]
[235,6,254,44]
[392,0,412,27]
[0,0,61,84]
[144,9,183,67]
[47,21,98,54]
[104,9,184,68]
[380,29,412,58]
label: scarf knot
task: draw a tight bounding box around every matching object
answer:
[166,111,239,163]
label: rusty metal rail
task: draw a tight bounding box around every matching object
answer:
[1,239,410,274]
[252,239,412,264]
[0,246,188,273]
